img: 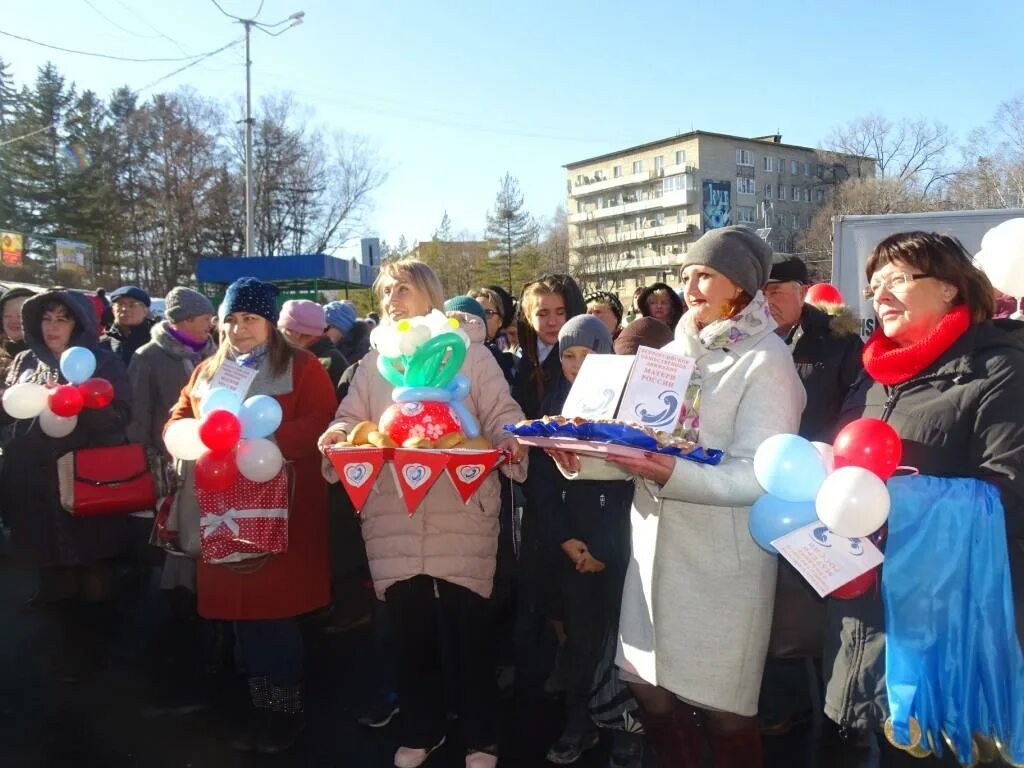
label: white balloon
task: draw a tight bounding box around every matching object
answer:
[164,418,206,461]
[981,249,1024,297]
[39,408,77,437]
[235,438,284,482]
[816,466,890,538]
[2,382,50,419]
[811,441,835,473]
[980,217,1024,252]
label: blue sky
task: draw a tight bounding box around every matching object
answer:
[3,0,1023,258]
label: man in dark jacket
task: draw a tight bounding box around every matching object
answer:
[759,256,865,739]
[100,285,156,367]
[324,301,371,365]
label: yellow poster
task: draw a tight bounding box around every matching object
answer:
[1,232,23,267]
[56,239,88,274]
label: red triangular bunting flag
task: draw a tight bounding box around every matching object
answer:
[443,449,503,503]
[328,447,386,513]
[393,448,450,516]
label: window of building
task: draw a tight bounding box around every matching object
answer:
[613,165,622,178]
[764,212,772,227]
[652,212,665,226]
[804,188,812,202]
[792,213,800,228]
[663,174,691,193]
[675,149,686,165]
[815,188,825,203]
[654,155,664,171]
[677,209,687,223]
[737,176,756,195]
[763,156,774,172]
[804,162,812,177]
[777,183,785,198]
[632,160,643,174]
[778,158,785,174]
[791,160,800,175]
[737,206,756,224]
[764,183,773,199]
[791,185,800,201]
[576,174,583,185]
[736,149,754,166]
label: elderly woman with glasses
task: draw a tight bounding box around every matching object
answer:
[825,232,1024,766]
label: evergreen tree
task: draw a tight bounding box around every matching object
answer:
[484,172,537,292]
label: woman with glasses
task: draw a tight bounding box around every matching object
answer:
[826,232,1024,766]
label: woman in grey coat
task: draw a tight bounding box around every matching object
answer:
[597,227,805,767]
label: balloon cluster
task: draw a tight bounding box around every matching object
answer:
[164,388,285,491]
[750,418,903,598]
[1,348,115,437]
[976,218,1024,297]
[371,310,480,444]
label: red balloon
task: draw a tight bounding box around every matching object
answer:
[830,568,878,600]
[48,384,84,417]
[77,377,114,409]
[378,400,461,445]
[194,449,239,492]
[833,418,903,480]
[805,283,844,305]
[199,410,242,453]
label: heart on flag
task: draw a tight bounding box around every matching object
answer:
[393,448,451,515]
[329,447,386,513]
[444,448,503,503]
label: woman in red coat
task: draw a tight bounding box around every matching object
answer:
[167,277,336,753]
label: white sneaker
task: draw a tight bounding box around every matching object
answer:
[465,749,498,768]
[394,735,446,768]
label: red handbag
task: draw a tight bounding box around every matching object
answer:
[57,443,158,517]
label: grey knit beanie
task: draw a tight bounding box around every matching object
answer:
[558,314,613,355]
[681,226,773,297]
[165,287,214,322]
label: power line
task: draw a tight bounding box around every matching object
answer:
[0,27,210,63]
[136,39,243,92]
[0,124,49,148]
[112,0,194,56]
[82,0,162,39]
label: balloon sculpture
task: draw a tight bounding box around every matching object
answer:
[0,347,117,437]
[370,311,480,446]
[750,418,903,598]
[164,389,285,491]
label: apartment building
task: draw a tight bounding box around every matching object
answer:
[564,131,873,308]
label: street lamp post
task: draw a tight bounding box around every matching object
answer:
[212,4,305,257]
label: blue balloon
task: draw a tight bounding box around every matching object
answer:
[753,433,828,502]
[200,387,242,417]
[748,494,819,553]
[393,386,450,403]
[450,374,471,401]
[238,395,282,439]
[59,347,96,385]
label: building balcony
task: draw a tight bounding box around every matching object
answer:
[570,220,695,250]
[570,169,656,197]
[576,252,687,276]
[568,187,696,224]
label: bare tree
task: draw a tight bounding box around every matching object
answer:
[947,95,1024,210]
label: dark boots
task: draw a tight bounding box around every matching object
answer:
[634,700,703,768]
[261,682,305,753]
[231,676,271,751]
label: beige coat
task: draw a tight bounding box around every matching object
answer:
[323,337,525,600]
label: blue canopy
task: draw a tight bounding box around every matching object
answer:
[196,254,376,289]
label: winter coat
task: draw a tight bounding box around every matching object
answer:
[786,303,864,443]
[338,319,372,365]
[823,318,1024,734]
[324,338,527,600]
[126,322,216,457]
[0,291,132,566]
[167,348,337,620]
[100,318,157,367]
[637,282,686,331]
[616,298,806,716]
[308,335,349,391]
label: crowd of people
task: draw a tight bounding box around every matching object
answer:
[0,223,1021,768]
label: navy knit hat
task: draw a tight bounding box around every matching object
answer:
[323,301,356,333]
[558,314,613,355]
[109,285,151,308]
[219,277,280,324]
[443,295,487,326]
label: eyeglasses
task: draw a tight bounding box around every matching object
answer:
[863,272,932,300]
[483,309,499,317]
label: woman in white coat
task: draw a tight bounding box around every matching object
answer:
[608,227,805,767]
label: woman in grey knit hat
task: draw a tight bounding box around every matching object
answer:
[554,226,807,767]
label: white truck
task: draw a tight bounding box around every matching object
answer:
[831,208,1024,336]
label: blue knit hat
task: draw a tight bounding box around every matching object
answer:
[109,285,151,308]
[219,277,280,323]
[443,295,487,326]
[323,301,356,333]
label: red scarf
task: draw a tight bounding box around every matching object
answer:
[862,305,972,386]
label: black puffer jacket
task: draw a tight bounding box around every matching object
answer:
[100,317,156,367]
[823,318,1024,734]
[787,303,863,443]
